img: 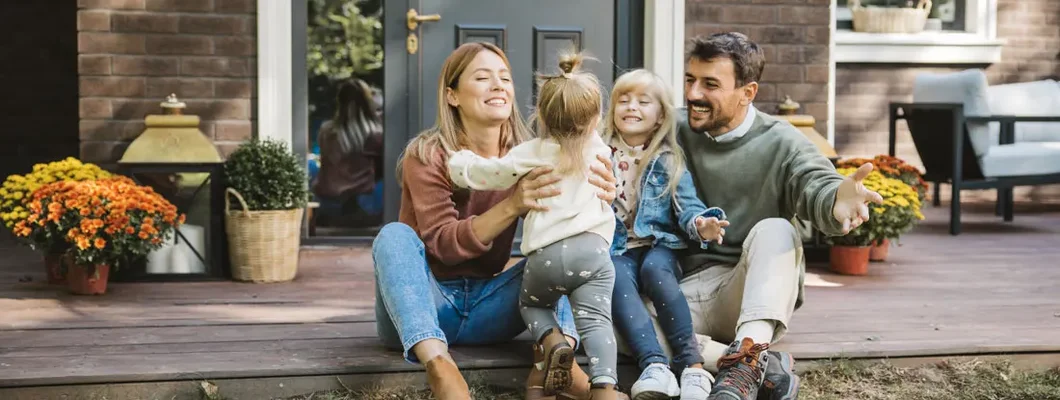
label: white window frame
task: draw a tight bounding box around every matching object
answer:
[256,0,293,148]
[833,0,1004,64]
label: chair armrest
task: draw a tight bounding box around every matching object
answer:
[965,115,1060,145]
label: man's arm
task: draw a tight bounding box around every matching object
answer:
[783,139,847,236]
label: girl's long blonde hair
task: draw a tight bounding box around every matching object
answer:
[397,42,532,182]
[601,69,685,197]
[532,51,603,176]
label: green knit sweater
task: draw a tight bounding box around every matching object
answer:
[676,109,846,275]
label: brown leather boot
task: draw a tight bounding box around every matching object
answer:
[424,355,471,400]
[587,382,630,400]
[525,328,575,398]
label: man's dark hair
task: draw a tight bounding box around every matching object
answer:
[687,32,765,87]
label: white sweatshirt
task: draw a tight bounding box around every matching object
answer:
[447,134,616,254]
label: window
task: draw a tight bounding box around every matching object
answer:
[834,0,1004,64]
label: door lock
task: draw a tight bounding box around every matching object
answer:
[407,33,419,54]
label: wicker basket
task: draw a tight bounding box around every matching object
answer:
[224,188,304,283]
[851,0,932,34]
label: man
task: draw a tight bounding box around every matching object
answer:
[627,32,882,400]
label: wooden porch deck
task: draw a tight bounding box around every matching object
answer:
[2,202,1059,398]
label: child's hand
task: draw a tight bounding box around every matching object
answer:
[695,216,729,244]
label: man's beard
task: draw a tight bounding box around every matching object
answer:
[687,99,728,134]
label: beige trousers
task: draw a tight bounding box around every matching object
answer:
[617,218,805,372]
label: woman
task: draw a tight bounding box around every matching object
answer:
[372,42,618,400]
[311,78,384,224]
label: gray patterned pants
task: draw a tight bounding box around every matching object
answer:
[520,232,618,384]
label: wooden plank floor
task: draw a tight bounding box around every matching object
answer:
[2,202,1059,388]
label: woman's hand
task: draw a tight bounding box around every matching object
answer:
[507,166,562,216]
[589,154,618,203]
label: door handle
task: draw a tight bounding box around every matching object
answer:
[407,8,441,31]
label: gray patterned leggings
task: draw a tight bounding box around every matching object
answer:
[520,232,618,384]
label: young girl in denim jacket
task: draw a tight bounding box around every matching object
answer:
[604,69,728,400]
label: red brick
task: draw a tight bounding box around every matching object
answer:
[763,64,803,83]
[776,83,828,102]
[777,6,830,25]
[145,0,212,12]
[179,15,249,35]
[146,35,213,55]
[181,57,250,77]
[215,0,255,13]
[759,26,804,44]
[214,121,252,141]
[111,13,179,33]
[805,26,830,45]
[215,143,242,159]
[805,65,830,83]
[697,5,776,25]
[78,0,144,9]
[775,46,801,63]
[145,78,214,98]
[112,55,180,76]
[80,141,129,164]
[802,45,829,64]
[78,32,145,54]
[77,10,111,31]
[213,36,256,56]
[111,99,166,120]
[80,76,146,97]
[756,83,777,102]
[185,99,251,120]
[79,55,112,75]
[79,120,145,141]
[214,80,253,98]
[80,98,113,119]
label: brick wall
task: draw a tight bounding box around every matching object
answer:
[77,0,256,166]
[685,0,833,134]
[834,0,1060,202]
[0,2,79,178]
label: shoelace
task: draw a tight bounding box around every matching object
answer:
[716,343,769,395]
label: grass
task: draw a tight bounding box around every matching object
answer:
[284,359,1060,400]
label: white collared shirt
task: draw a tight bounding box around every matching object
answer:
[709,104,757,143]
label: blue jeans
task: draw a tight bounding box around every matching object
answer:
[373,222,580,363]
[612,246,704,372]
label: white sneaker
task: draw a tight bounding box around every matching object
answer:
[679,367,714,400]
[631,363,680,400]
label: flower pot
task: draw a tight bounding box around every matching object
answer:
[43,252,66,284]
[67,263,110,295]
[870,239,890,262]
[830,245,871,276]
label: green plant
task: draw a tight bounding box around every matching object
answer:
[307,0,383,81]
[825,222,874,247]
[223,139,309,211]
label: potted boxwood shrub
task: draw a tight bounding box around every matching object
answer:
[223,138,309,283]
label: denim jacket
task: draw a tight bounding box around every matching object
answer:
[610,149,726,256]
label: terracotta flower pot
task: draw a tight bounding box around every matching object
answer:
[830,245,871,276]
[43,252,66,284]
[870,239,890,262]
[66,263,110,295]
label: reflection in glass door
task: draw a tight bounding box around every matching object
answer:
[304,0,385,238]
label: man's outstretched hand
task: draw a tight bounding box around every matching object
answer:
[832,163,885,234]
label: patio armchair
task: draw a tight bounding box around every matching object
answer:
[888,69,1060,235]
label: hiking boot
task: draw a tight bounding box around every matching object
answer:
[707,338,769,400]
[526,328,577,398]
[424,355,471,400]
[589,382,631,400]
[630,363,679,400]
[756,351,799,400]
[680,367,714,400]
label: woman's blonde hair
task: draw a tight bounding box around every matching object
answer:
[601,68,684,197]
[397,42,532,181]
[533,51,602,176]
